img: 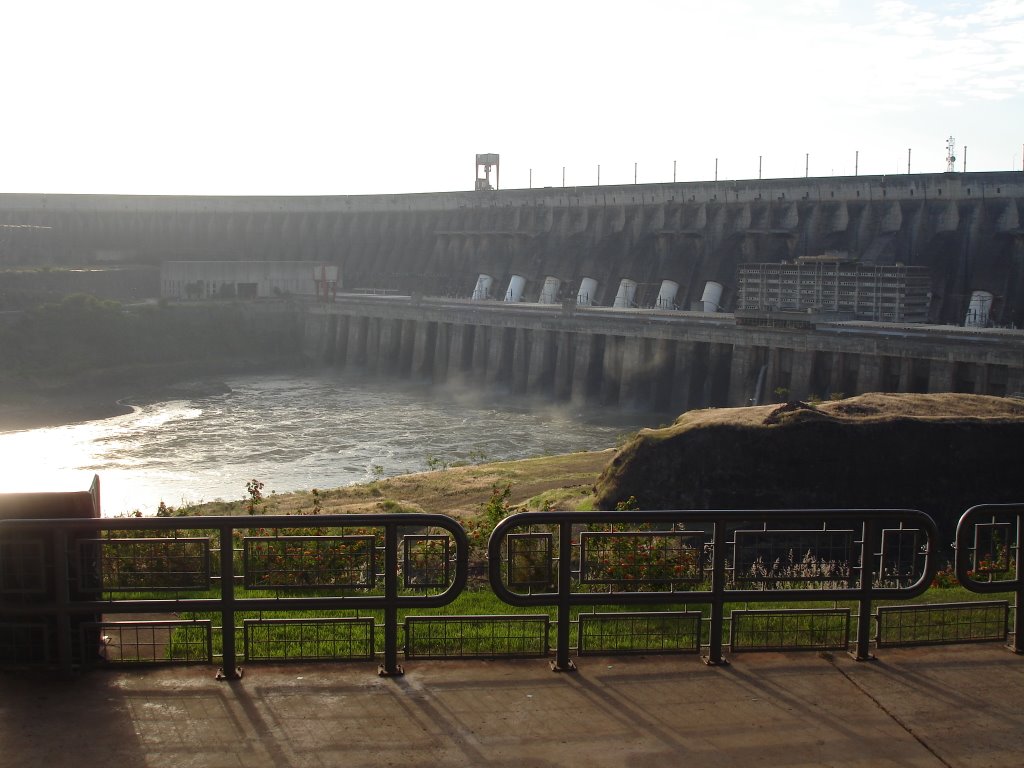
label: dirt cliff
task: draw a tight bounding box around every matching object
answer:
[595,393,1024,547]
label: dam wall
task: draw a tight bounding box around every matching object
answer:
[2,171,1023,326]
[302,296,1024,411]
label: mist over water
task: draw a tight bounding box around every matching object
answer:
[0,373,660,517]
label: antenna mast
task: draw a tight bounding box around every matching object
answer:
[945,136,957,172]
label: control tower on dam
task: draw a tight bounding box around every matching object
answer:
[2,171,1023,326]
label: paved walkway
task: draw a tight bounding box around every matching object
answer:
[2,645,1022,767]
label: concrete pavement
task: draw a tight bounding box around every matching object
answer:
[1,644,1022,767]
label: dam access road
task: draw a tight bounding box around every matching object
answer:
[2,644,1021,767]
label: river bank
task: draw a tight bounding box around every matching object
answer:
[0,357,305,432]
[182,448,616,519]
[0,390,135,432]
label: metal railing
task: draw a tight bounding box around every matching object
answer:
[955,503,1023,653]
[0,513,468,677]
[488,509,939,669]
[3,505,1022,675]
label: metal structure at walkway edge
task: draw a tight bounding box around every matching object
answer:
[488,509,939,671]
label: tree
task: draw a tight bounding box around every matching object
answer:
[245,479,265,515]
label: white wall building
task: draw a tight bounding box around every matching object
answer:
[160,261,339,300]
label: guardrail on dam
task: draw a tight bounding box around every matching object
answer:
[301,294,1024,410]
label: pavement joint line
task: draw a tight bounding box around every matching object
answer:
[822,653,953,768]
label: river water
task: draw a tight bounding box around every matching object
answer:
[0,373,659,517]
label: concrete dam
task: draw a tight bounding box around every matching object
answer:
[2,171,1023,324]
[2,171,1023,409]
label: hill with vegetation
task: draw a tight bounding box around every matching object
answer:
[594,393,1024,544]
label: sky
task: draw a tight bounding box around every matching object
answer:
[0,0,1022,196]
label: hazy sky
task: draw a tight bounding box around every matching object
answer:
[2,0,1022,196]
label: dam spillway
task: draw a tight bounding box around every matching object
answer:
[301,295,1024,410]
[2,171,1024,326]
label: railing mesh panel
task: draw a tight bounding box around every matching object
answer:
[578,611,702,655]
[506,533,553,590]
[403,535,451,588]
[79,538,211,591]
[0,622,49,664]
[878,528,922,587]
[86,620,212,664]
[876,601,1009,647]
[405,615,549,659]
[731,609,850,651]
[243,536,376,590]
[972,523,1014,576]
[580,532,704,585]
[0,538,47,595]
[733,530,855,586]
[243,618,375,661]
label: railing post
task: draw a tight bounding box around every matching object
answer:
[379,522,404,676]
[852,519,876,661]
[551,520,576,671]
[52,529,73,676]
[704,519,728,666]
[1013,512,1023,654]
[216,524,241,680]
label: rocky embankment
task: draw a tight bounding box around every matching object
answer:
[595,393,1024,546]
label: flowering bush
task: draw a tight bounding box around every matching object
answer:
[243,525,378,589]
[931,564,959,589]
[464,483,513,560]
[581,530,702,589]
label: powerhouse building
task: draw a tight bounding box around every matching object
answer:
[735,256,932,323]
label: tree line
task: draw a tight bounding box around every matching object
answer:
[0,294,303,383]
